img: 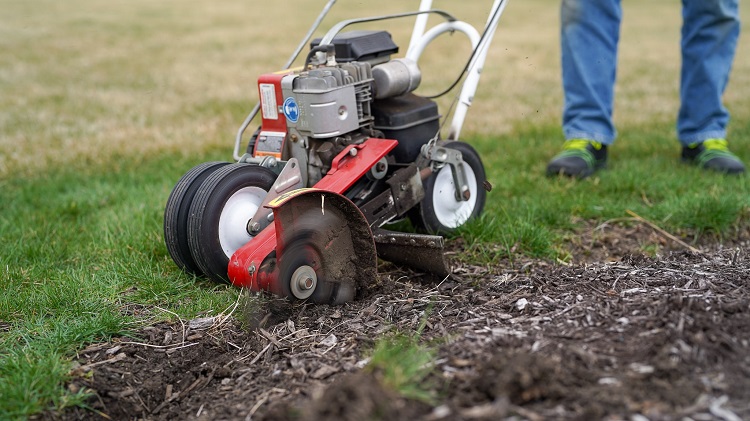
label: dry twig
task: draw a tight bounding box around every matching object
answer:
[626,209,702,254]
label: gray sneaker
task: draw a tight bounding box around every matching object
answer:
[681,139,745,174]
[546,139,608,178]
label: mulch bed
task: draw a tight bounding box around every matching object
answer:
[42,225,750,421]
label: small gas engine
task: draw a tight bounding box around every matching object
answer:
[251,31,438,189]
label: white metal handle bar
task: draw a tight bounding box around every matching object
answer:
[408,0,509,141]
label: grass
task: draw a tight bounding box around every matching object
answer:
[367,332,437,404]
[2,0,750,418]
[0,154,242,418]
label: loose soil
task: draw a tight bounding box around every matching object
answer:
[43,223,750,420]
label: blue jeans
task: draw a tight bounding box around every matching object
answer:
[561,0,740,146]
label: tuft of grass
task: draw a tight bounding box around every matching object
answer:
[0,349,90,417]
[458,213,557,263]
[366,332,436,404]
[666,193,748,238]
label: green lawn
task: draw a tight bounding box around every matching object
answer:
[2,0,750,418]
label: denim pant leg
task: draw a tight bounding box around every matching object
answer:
[678,0,740,145]
[561,0,622,145]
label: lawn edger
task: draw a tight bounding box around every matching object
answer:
[164,0,508,304]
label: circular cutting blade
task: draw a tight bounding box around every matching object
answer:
[275,191,376,304]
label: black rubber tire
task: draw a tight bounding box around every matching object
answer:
[187,163,277,284]
[411,141,487,235]
[278,234,335,304]
[164,161,231,276]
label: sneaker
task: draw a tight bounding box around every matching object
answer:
[546,139,608,178]
[681,139,745,174]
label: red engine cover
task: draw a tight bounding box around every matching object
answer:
[254,71,294,159]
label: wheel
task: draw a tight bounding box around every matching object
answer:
[411,141,487,234]
[278,234,336,304]
[164,161,231,276]
[187,163,277,283]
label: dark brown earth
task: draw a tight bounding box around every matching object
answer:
[43,222,750,421]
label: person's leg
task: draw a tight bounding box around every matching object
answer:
[548,0,622,178]
[561,0,622,144]
[679,0,744,173]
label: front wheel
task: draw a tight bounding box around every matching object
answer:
[187,163,277,283]
[411,141,487,234]
[164,161,231,276]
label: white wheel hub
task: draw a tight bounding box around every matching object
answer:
[218,186,266,258]
[431,163,478,229]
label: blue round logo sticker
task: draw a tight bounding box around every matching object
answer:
[283,97,299,123]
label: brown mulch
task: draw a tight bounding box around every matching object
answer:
[42,223,750,421]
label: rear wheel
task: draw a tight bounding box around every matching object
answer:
[411,141,486,234]
[164,161,231,276]
[188,163,277,283]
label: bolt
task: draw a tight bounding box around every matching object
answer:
[291,134,298,142]
[483,180,493,192]
[349,148,358,157]
[248,263,256,275]
[299,276,314,290]
[463,189,471,201]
